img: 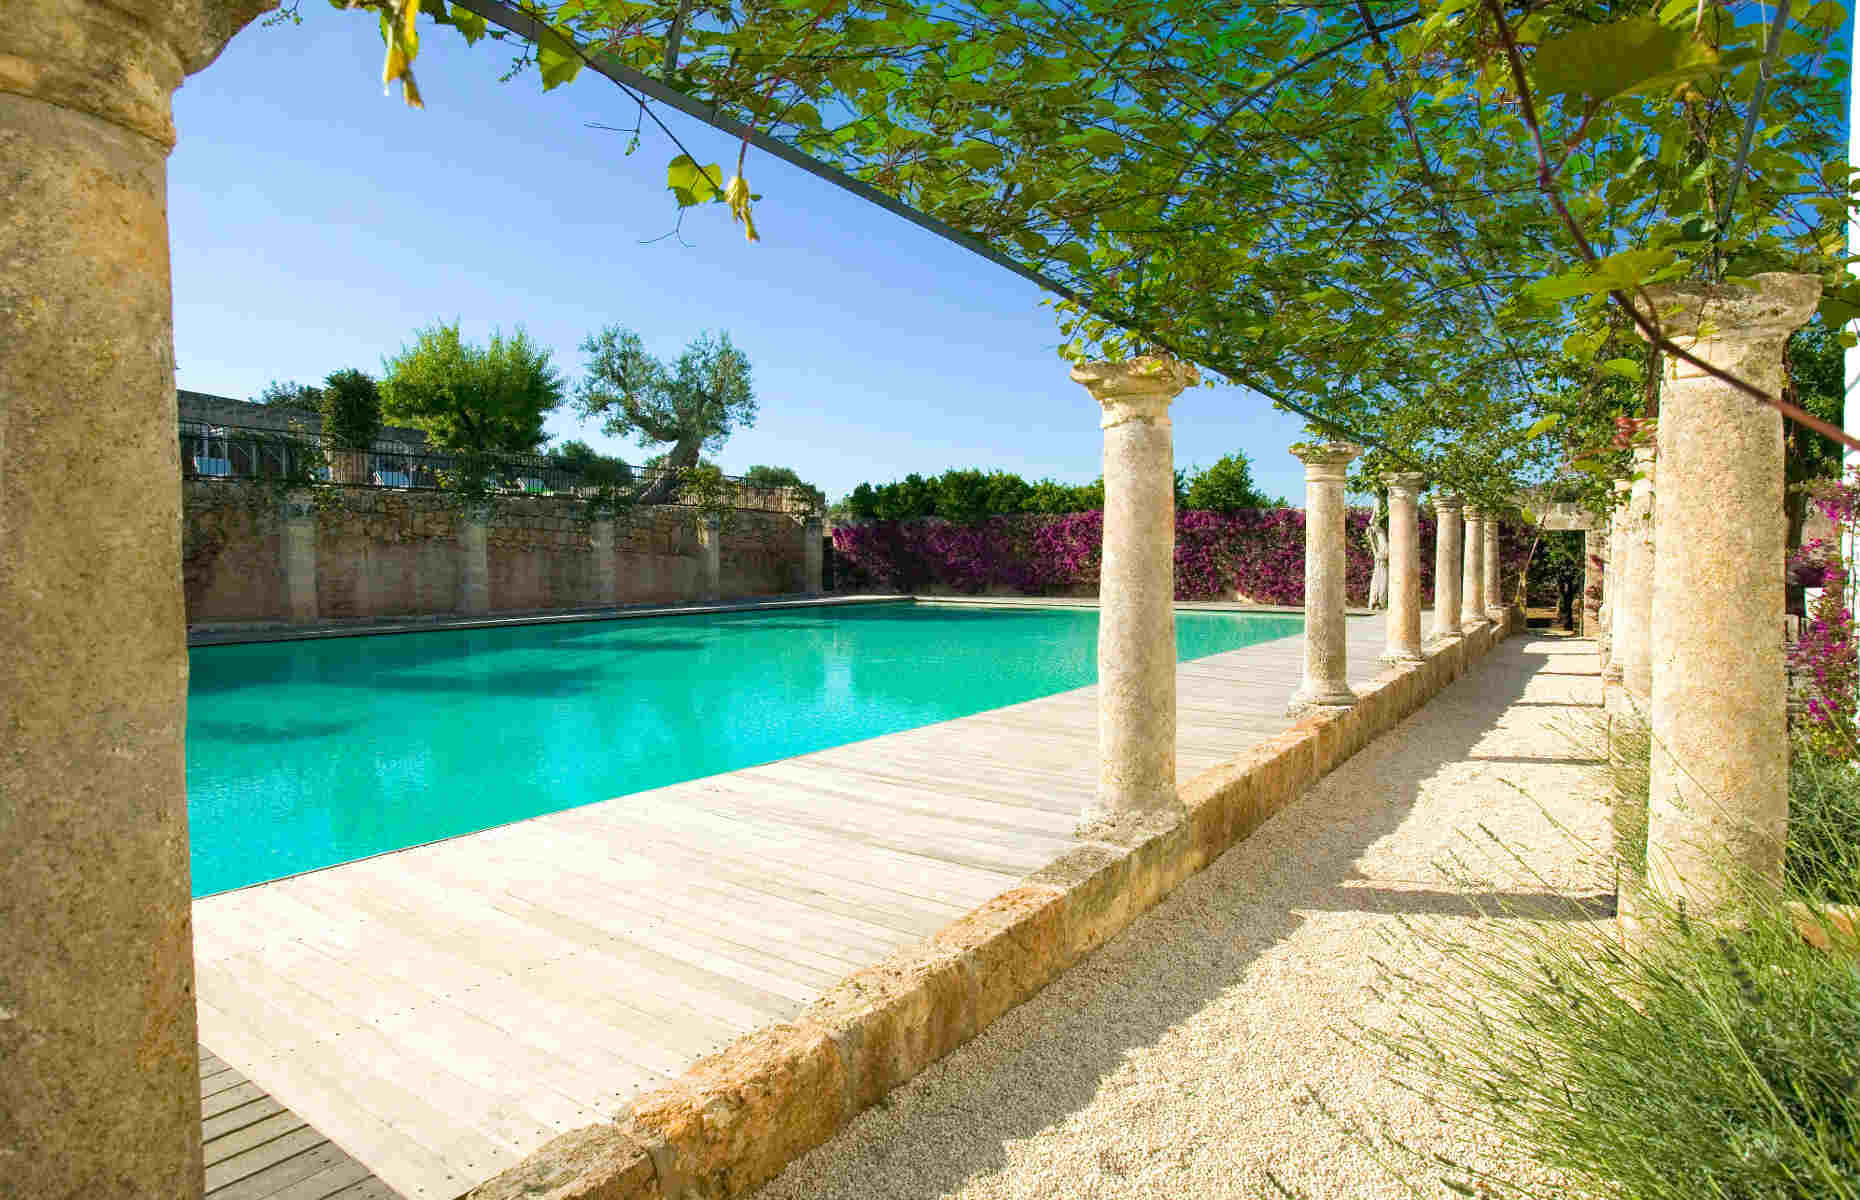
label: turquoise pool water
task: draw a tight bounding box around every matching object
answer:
[185,602,1300,896]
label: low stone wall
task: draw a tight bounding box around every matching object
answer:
[468,610,1526,1200]
[182,481,812,627]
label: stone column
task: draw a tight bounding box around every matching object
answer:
[591,517,617,607]
[280,489,318,624]
[804,516,824,595]
[458,504,491,615]
[1461,506,1487,630]
[1431,495,1465,642]
[1614,447,1657,710]
[1641,273,1820,919]
[1601,481,1631,685]
[1289,441,1364,713]
[1483,515,1504,621]
[1070,356,1200,824]
[1383,472,1426,662]
[700,513,723,602]
[1,1,274,1195]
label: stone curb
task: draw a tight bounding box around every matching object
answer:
[463,613,1524,1200]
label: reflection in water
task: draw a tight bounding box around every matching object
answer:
[186,603,1299,896]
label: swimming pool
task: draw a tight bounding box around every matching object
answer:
[184,601,1301,896]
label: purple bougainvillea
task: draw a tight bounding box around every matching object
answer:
[1788,474,1860,760]
[833,506,1530,607]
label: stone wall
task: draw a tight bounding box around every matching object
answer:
[181,481,811,627]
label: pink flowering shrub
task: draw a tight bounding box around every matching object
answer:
[834,505,1530,606]
[1789,474,1860,761]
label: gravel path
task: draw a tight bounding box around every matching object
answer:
[754,635,1610,1200]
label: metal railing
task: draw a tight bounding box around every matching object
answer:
[177,421,810,513]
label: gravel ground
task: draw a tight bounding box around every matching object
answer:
[754,635,1611,1200]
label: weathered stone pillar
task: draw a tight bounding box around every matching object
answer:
[1383,472,1426,662]
[1582,530,1603,638]
[1641,274,1820,918]
[1070,356,1199,824]
[1,0,274,1194]
[1289,441,1363,713]
[1461,506,1487,630]
[1483,514,1504,620]
[280,489,318,624]
[1601,480,1631,684]
[458,504,491,615]
[1431,494,1465,642]
[591,517,617,607]
[803,516,824,595]
[1614,447,1657,710]
[700,513,723,602]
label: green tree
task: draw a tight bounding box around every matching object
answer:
[255,380,323,414]
[379,320,563,457]
[742,464,826,512]
[1786,320,1848,550]
[547,438,634,486]
[574,325,755,502]
[317,368,382,451]
[1181,452,1274,513]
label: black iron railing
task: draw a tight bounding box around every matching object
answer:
[177,421,807,513]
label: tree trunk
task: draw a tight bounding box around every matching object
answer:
[636,435,703,505]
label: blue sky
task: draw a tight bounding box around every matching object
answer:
[167,7,1311,505]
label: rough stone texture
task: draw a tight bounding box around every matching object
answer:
[699,514,724,603]
[1431,495,1464,643]
[458,505,491,616]
[1383,473,1425,661]
[1642,273,1819,918]
[179,484,809,625]
[1601,481,1630,682]
[1582,528,1601,639]
[1072,356,1199,822]
[280,490,317,624]
[1483,517,1503,616]
[1460,507,1486,630]
[592,518,619,607]
[464,1123,660,1200]
[1288,442,1363,712]
[1616,446,1657,707]
[0,0,274,1195]
[804,517,824,595]
[468,614,1524,1200]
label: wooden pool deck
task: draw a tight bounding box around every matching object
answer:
[193,607,1401,1200]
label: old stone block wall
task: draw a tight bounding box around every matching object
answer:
[181,481,810,626]
[182,481,283,621]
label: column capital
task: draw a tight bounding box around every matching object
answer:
[1070,356,1199,428]
[1433,492,1464,514]
[1635,273,1822,371]
[1463,504,1486,521]
[1382,471,1426,495]
[1289,440,1363,479]
[6,0,275,148]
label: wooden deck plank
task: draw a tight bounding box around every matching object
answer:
[196,610,1415,1200]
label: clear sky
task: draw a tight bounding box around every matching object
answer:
[167,9,1317,506]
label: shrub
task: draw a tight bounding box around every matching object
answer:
[318,368,382,451]
[1180,451,1276,512]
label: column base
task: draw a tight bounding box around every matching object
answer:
[1287,686,1356,717]
[1379,648,1426,665]
[1459,618,1491,635]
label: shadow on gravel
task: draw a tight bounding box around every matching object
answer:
[753,637,1593,1200]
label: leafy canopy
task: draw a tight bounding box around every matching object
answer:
[318,368,384,450]
[343,0,1851,507]
[379,319,564,455]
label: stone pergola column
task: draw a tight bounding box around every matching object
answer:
[1483,514,1504,621]
[591,517,618,606]
[1641,274,1820,918]
[458,503,491,615]
[1382,472,1426,662]
[1070,356,1200,824]
[281,489,318,624]
[1601,480,1631,685]
[2,0,274,1194]
[700,513,723,602]
[1614,446,1657,711]
[1431,494,1465,642]
[804,515,824,595]
[1289,441,1364,713]
[1461,506,1487,630]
